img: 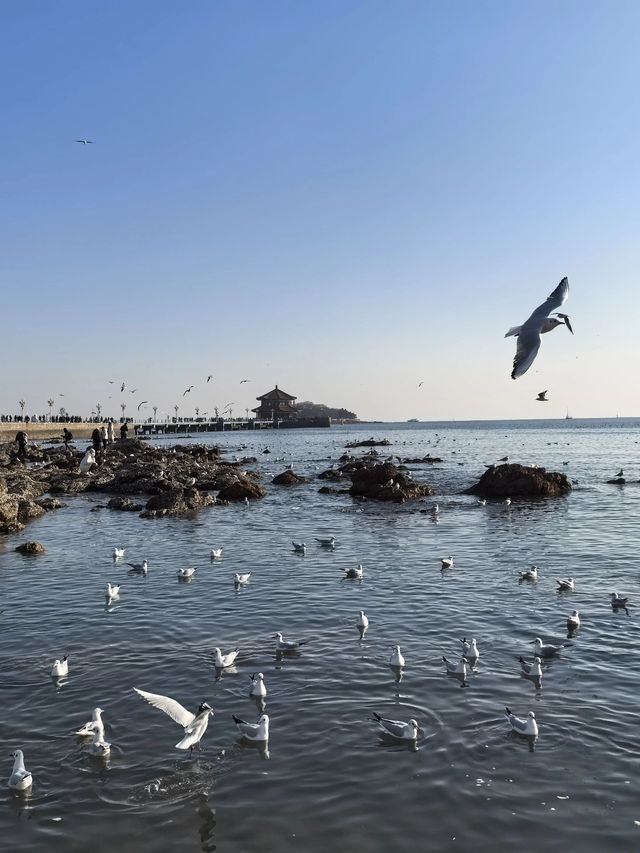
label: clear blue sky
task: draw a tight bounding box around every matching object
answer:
[2,1,638,421]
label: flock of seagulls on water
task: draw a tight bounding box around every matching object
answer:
[11,516,634,792]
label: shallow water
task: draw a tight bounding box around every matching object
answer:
[1,419,640,853]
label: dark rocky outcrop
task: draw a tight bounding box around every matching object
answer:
[466,463,572,498]
[272,470,308,485]
[348,462,434,503]
[107,496,144,512]
[141,487,216,518]
[345,438,391,448]
[399,456,443,464]
[15,541,46,555]
[0,493,22,534]
[36,497,67,512]
[606,477,625,485]
[318,468,346,481]
[318,485,350,495]
[217,477,266,502]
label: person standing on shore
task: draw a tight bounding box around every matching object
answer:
[62,427,73,449]
[100,424,108,451]
[15,430,28,462]
[107,419,115,445]
[120,421,128,440]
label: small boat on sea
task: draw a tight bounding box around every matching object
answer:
[407,418,419,423]
[565,410,572,420]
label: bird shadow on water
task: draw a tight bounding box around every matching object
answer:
[507,730,537,753]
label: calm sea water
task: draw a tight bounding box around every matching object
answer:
[1,419,639,853]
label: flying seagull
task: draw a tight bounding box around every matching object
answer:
[75,139,94,144]
[506,277,571,379]
[183,386,194,396]
[536,391,549,402]
[137,401,148,411]
[239,379,251,384]
[121,382,126,392]
[207,375,213,383]
[129,388,137,394]
[418,381,424,388]
[133,688,214,750]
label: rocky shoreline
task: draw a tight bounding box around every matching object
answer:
[0,436,573,536]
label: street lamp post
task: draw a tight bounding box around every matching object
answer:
[121,402,126,421]
[47,398,55,422]
[19,399,25,421]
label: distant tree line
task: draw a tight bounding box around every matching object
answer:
[296,401,357,420]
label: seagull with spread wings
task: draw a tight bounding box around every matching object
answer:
[137,401,148,411]
[133,688,214,750]
[183,386,194,396]
[505,277,572,379]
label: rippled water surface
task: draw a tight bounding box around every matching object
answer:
[1,420,640,853]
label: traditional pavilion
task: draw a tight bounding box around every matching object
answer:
[252,386,298,421]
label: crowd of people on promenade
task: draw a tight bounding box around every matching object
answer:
[6,418,132,463]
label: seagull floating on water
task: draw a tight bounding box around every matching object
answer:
[357,610,369,631]
[556,577,575,591]
[389,645,406,667]
[292,541,306,554]
[105,583,120,599]
[532,637,562,657]
[249,673,267,698]
[88,721,111,757]
[51,655,69,678]
[133,688,214,750]
[506,277,571,379]
[342,564,364,580]
[442,656,468,678]
[113,548,125,559]
[567,610,581,630]
[504,497,512,506]
[462,638,479,662]
[8,750,32,791]
[76,707,104,737]
[127,560,148,575]
[315,537,336,547]
[210,549,223,560]
[441,556,454,570]
[505,707,538,736]
[177,567,197,579]
[518,656,543,679]
[214,647,239,669]
[232,713,269,741]
[373,712,421,741]
[610,592,630,613]
[519,565,538,581]
[234,571,251,585]
[273,632,308,652]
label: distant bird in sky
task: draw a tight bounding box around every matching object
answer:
[239,379,251,384]
[108,380,115,384]
[129,389,137,394]
[207,375,213,383]
[137,401,148,411]
[183,386,194,396]
[418,381,424,387]
[75,139,93,144]
[536,391,549,402]
[121,382,126,392]
[506,277,571,379]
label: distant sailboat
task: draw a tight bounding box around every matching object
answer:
[565,409,573,420]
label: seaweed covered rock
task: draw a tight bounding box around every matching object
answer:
[466,463,571,498]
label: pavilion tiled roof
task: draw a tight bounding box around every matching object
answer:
[255,385,297,402]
